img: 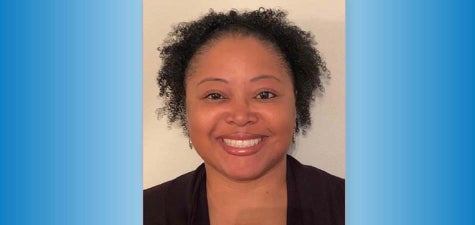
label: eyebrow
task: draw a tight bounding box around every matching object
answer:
[197,77,229,86]
[250,74,281,82]
[196,74,281,86]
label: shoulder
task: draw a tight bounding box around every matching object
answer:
[287,155,345,224]
[288,155,345,193]
[143,164,205,225]
[143,168,200,199]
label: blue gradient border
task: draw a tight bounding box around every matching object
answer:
[347,0,474,224]
[0,1,142,224]
[0,0,473,224]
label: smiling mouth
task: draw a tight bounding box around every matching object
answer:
[223,138,263,148]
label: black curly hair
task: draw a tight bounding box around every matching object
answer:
[157,8,329,135]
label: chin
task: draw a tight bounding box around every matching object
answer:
[219,155,287,182]
[222,167,267,182]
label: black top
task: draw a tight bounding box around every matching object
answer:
[144,155,345,225]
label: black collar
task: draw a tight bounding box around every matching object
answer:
[188,155,303,225]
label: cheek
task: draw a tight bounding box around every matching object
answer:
[185,99,222,138]
[279,108,296,140]
[259,102,297,134]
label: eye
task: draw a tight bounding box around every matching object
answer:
[255,91,277,99]
[205,92,225,100]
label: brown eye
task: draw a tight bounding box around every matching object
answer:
[205,93,224,100]
[256,91,276,99]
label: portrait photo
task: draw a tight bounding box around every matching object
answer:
[143,1,345,224]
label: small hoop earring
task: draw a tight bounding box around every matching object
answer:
[188,139,193,149]
[288,132,297,155]
[291,131,297,150]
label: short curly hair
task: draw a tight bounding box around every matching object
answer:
[157,8,329,135]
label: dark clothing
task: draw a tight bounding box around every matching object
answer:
[144,155,345,225]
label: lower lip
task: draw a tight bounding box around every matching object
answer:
[219,138,265,156]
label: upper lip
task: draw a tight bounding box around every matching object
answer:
[218,133,267,140]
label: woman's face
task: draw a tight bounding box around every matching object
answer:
[185,35,296,181]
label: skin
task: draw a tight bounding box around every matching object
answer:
[185,34,296,224]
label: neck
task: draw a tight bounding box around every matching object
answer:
[205,157,287,225]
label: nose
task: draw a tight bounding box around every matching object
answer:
[224,99,258,126]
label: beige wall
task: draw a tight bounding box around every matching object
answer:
[143,0,345,189]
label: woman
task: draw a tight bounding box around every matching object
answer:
[144,8,344,225]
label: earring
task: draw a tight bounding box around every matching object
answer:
[291,131,297,151]
[188,139,193,149]
[288,131,297,155]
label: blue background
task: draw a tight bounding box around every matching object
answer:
[0,0,473,224]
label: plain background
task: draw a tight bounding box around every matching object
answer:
[143,0,345,189]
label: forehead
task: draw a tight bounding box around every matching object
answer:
[186,35,291,79]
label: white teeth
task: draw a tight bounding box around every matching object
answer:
[223,138,262,148]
